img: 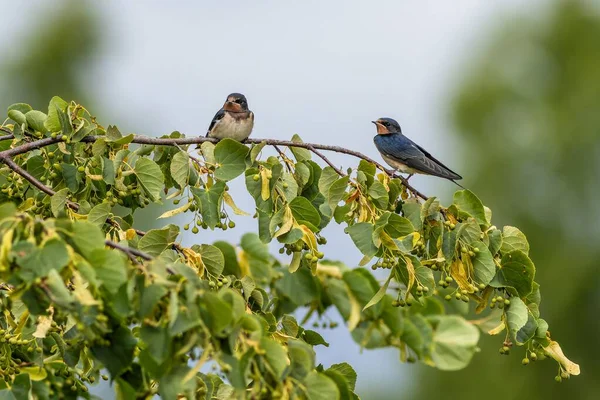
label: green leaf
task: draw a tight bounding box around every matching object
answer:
[51,188,70,217]
[453,190,487,225]
[214,241,241,277]
[318,166,339,195]
[45,96,69,132]
[303,330,330,347]
[10,373,32,400]
[138,225,180,256]
[139,285,168,319]
[191,181,225,229]
[19,238,69,279]
[343,269,379,310]
[198,244,225,276]
[61,163,79,193]
[72,124,96,142]
[346,223,378,257]
[91,326,136,377]
[469,240,496,286]
[260,338,289,379]
[295,162,311,187]
[0,203,17,220]
[105,125,122,141]
[26,155,45,180]
[430,316,480,371]
[139,325,169,364]
[327,176,349,212]
[102,157,115,185]
[384,213,415,238]
[402,201,422,231]
[158,365,197,400]
[290,196,321,230]
[134,158,165,201]
[277,171,299,201]
[358,160,376,183]
[290,134,312,162]
[288,339,315,380]
[92,138,107,156]
[200,142,216,164]
[327,363,357,392]
[322,370,353,400]
[487,228,503,255]
[400,314,433,356]
[500,226,530,255]
[535,318,549,339]
[305,372,340,400]
[250,141,267,163]
[214,138,250,181]
[275,268,318,305]
[421,197,441,221]
[505,297,528,336]
[282,315,300,337]
[8,109,26,125]
[88,249,128,294]
[516,312,538,345]
[71,221,105,259]
[25,110,47,132]
[7,102,32,114]
[170,150,190,188]
[87,202,111,227]
[363,272,392,310]
[368,181,389,209]
[491,250,536,297]
[199,292,233,336]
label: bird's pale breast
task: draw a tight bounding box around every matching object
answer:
[209,112,254,141]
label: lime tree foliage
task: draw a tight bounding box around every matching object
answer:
[0,97,579,399]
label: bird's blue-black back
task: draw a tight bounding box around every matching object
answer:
[374,133,462,180]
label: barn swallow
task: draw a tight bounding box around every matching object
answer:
[206,93,254,141]
[372,118,463,185]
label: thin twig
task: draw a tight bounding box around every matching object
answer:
[0,156,79,210]
[272,144,293,172]
[104,240,175,274]
[306,144,346,176]
[105,240,152,262]
[0,126,14,136]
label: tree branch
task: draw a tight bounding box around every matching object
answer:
[0,136,61,158]
[305,144,346,177]
[105,239,152,262]
[105,239,176,274]
[0,126,14,137]
[0,134,428,199]
[0,155,80,210]
[272,145,293,173]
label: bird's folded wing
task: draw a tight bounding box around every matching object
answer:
[206,109,226,137]
[378,137,462,180]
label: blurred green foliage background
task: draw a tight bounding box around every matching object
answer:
[411,2,598,399]
[1,0,596,398]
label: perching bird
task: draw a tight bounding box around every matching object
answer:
[372,117,463,186]
[206,93,254,141]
